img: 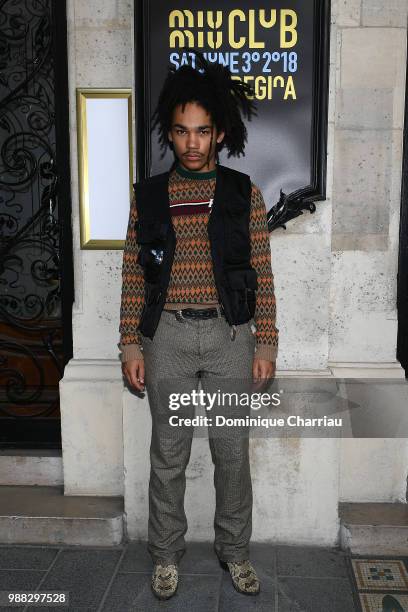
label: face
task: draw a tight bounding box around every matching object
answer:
[168,101,225,172]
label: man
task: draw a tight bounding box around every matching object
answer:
[119,51,278,600]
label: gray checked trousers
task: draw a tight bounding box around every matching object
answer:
[140,307,257,564]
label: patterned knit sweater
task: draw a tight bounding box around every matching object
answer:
[119,163,279,362]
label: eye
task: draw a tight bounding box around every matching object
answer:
[175,129,186,135]
[200,130,210,135]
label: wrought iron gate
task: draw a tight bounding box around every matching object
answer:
[0,0,74,448]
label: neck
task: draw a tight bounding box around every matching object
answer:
[175,161,217,180]
[178,159,216,171]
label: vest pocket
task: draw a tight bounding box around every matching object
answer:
[144,283,162,305]
[224,268,258,290]
[136,219,168,284]
[223,268,258,318]
[245,269,258,317]
[224,199,250,262]
[137,248,164,283]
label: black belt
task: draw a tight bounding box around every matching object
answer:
[164,306,225,320]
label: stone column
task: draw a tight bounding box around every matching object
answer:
[60,0,134,495]
[332,0,408,503]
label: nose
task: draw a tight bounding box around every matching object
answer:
[186,131,199,149]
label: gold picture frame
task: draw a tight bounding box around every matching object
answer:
[76,88,133,249]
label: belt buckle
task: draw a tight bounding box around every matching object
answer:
[175,309,185,322]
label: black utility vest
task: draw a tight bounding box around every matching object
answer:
[134,163,258,338]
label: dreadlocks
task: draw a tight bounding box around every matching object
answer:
[151,49,257,164]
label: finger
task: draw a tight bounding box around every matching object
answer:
[132,373,145,391]
[252,362,265,391]
[137,362,145,385]
[125,368,136,389]
[132,363,146,392]
[126,366,144,392]
[256,363,274,391]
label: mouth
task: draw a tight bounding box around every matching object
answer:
[184,154,202,160]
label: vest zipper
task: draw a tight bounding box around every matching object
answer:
[208,195,235,333]
[208,196,230,333]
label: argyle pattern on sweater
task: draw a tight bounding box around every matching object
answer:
[119,165,279,362]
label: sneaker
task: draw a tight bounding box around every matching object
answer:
[151,562,178,600]
[220,559,260,595]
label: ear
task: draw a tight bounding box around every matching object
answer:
[168,130,173,143]
[216,130,225,144]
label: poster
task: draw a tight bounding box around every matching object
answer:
[135,0,331,226]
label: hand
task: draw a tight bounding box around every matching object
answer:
[122,359,145,392]
[252,358,276,391]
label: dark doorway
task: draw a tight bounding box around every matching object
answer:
[0,1,74,448]
[397,45,408,378]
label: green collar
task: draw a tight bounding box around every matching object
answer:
[175,162,217,180]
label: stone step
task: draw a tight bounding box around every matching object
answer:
[0,485,124,546]
[0,449,63,486]
[339,502,408,555]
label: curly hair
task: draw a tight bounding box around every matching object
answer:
[151,49,257,164]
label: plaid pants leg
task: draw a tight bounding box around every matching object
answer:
[141,310,256,564]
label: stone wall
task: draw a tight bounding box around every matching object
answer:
[329,0,407,363]
[61,0,408,538]
[67,0,134,362]
[67,0,407,371]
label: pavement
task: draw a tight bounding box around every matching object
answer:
[0,541,361,611]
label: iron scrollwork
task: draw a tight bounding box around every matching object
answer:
[267,186,317,233]
[0,0,64,420]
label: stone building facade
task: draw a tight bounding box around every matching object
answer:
[59,0,408,545]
